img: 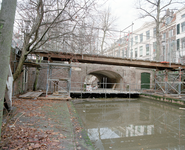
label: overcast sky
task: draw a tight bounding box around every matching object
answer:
[100,0,152,32]
[0,0,149,31]
[101,0,185,32]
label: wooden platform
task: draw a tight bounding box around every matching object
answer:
[19,91,71,100]
[38,96,71,101]
[19,91,43,99]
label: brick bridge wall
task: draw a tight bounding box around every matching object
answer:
[71,64,153,91]
[27,63,154,92]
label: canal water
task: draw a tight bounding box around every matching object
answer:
[74,98,185,150]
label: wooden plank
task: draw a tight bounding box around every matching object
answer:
[31,92,43,97]
[19,92,43,98]
[37,97,71,101]
[19,92,33,98]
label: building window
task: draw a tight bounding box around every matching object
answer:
[140,33,143,43]
[153,42,156,54]
[153,28,156,38]
[140,46,143,56]
[135,36,138,44]
[177,24,180,34]
[146,30,150,40]
[135,48,138,58]
[162,33,166,41]
[182,14,185,18]
[182,37,185,49]
[170,40,175,52]
[177,39,180,51]
[146,44,150,55]
[169,29,173,38]
[166,17,172,25]
[181,21,185,32]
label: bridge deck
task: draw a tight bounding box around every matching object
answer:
[34,51,185,70]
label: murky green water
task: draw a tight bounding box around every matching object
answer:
[74,98,185,150]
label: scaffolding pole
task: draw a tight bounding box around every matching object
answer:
[45,63,72,98]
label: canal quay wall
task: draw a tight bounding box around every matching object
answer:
[141,93,185,107]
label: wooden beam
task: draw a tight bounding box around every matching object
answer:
[33,51,185,70]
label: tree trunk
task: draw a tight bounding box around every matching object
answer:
[13,51,26,81]
[33,56,41,91]
[0,0,17,138]
[155,0,161,61]
[156,25,161,61]
[101,30,106,55]
[33,68,39,91]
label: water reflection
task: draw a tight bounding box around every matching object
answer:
[74,98,185,150]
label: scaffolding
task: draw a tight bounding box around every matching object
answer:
[46,63,72,98]
[154,69,185,97]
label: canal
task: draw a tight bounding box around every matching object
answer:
[74,98,185,150]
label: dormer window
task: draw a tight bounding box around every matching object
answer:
[166,17,172,25]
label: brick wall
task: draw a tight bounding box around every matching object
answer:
[25,63,154,92]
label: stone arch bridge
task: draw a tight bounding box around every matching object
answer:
[70,63,152,91]
[28,62,153,95]
[27,51,185,97]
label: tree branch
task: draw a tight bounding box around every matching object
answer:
[137,6,157,22]
[160,0,172,11]
[146,0,157,6]
[26,0,71,55]
[27,0,44,50]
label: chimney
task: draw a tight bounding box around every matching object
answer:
[166,8,170,16]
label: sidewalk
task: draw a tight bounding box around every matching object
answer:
[1,97,94,150]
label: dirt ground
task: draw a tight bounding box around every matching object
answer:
[0,97,94,150]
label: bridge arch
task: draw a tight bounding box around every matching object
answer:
[86,69,123,89]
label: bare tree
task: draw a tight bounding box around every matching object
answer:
[136,0,185,61]
[33,55,42,91]
[13,0,96,81]
[99,8,117,55]
[0,0,17,138]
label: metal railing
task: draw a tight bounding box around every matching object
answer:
[68,81,185,98]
